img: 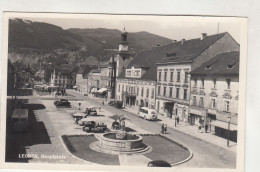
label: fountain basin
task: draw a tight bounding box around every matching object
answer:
[90,132,152,155]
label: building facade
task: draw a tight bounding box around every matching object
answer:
[116,40,182,109]
[189,51,239,142]
[156,32,239,123]
[50,65,77,88]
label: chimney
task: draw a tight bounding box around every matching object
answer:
[201,33,207,40]
[181,39,186,44]
[172,40,177,43]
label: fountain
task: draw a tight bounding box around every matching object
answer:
[90,117,152,155]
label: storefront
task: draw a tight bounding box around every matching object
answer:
[210,120,237,142]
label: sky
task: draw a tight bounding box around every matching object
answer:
[21,14,241,43]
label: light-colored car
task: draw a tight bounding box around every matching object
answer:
[138,107,158,121]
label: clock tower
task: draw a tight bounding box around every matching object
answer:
[115,27,132,77]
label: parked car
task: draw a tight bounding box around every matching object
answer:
[85,107,98,116]
[82,121,108,133]
[54,99,71,107]
[108,100,115,106]
[72,112,86,124]
[138,107,158,120]
[147,160,171,167]
[108,100,123,108]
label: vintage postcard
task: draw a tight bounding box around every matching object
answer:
[0,12,247,171]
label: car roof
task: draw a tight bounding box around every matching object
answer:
[140,107,156,112]
[148,160,171,167]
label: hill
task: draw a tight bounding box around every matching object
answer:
[8,19,173,67]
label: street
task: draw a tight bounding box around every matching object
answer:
[5,89,236,168]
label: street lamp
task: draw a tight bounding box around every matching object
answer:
[227,117,231,147]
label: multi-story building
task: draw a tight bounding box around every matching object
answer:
[156,32,239,122]
[50,64,77,88]
[116,42,181,108]
[189,51,239,142]
[88,69,101,94]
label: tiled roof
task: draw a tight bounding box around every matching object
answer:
[190,51,239,75]
[118,32,227,81]
[118,43,182,81]
[158,32,227,64]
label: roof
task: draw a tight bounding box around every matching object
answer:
[118,32,228,81]
[82,66,99,79]
[118,42,182,80]
[190,51,239,76]
[158,32,227,64]
[53,64,76,75]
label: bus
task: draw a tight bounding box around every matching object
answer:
[138,107,158,121]
[11,108,29,132]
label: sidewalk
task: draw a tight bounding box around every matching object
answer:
[123,106,237,153]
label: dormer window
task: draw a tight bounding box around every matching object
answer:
[205,65,212,69]
[126,69,131,77]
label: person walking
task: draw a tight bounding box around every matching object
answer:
[161,123,165,134]
[164,124,167,134]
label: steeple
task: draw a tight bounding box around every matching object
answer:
[120,27,128,43]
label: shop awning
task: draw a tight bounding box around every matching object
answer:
[210,120,237,131]
[97,88,108,93]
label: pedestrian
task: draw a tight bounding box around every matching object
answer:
[177,116,179,124]
[99,105,101,112]
[205,124,208,133]
[164,124,167,134]
[161,123,165,134]
[198,125,201,133]
[102,100,104,106]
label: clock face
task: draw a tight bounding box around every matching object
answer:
[119,44,128,51]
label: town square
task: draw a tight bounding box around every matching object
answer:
[3,14,245,169]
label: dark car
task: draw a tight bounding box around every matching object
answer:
[54,99,71,107]
[108,101,115,106]
[147,160,172,167]
[83,121,108,133]
[85,107,97,116]
[108,100,123,108]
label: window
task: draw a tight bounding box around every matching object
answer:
[213,78,217,89]
[194,78,197,87]
[122,85,124,92]
[177,71,181,82]
[163,87,166,96]
[169,87,173,97]
[137,87,139,96]
[158,72,162,81]
[126,70,131,77]
[164,71,167,81]
[118,84,120,92]
[199,97,204,107]
[151,89,155,99]
[184,89,187,100]
[184,72,188,83]
[158,86,161,95]
[211,99,216,109]
[201,78,205,88]
[146,88,149,98]
[225,101,230,111]
[134,70,140,76]
[170,71,174,82]
[226,79,231,89]
[176,88,180,98]
[192,96,197,106]
[141,87,144,97]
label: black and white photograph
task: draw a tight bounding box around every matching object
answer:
[0,13,247,171]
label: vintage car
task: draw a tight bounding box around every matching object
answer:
[72,112,86,124]
[147,160,172,167]
[85,107,98,116]
[54,99,71,107]
[108,100,123,109]
[82,121,108,133]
